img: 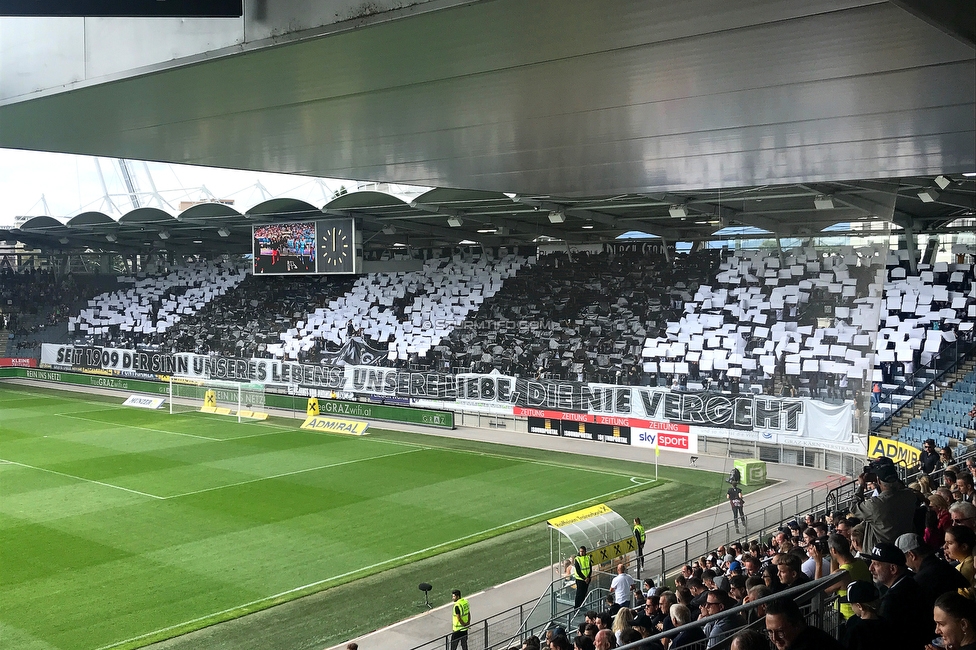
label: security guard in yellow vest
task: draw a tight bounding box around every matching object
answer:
[450,589,470,650]
[633,518,646,570]
[573,546,593,608]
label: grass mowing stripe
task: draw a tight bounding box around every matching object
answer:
[91,479,644,650]
[165,447,425,498]
[0,457,166,500]
[56,412,223,441]
[366,435,652,481]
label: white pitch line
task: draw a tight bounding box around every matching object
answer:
[0,457,165,500]
[367,435,655,482]
[57,412,223,441]
[92,480,645,650]
[165,447,425,499]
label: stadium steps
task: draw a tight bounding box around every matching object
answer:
[0,329,8,356]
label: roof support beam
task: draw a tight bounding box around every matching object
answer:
[514,197,683,239]
[800,183,913,229]
[889,0,975,48]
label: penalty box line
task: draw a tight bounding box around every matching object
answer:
[368,436,657,483]
[92,481,647,650]
[0,457,166,500]
[0,447,428,502]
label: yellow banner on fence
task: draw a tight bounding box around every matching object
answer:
[301,416,370,436]
[867,435,920,468]
[588,536,638,564]
[547,504,612,528]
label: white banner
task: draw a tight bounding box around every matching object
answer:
[122,395,165,410]
[41,343,858,452]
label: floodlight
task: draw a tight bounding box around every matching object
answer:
[669,205,688,218]
[381,224,396,235]
[447,217,463,227]
[548,210,566,223]
[582,221,594,229]
[918,188,939,203]
[58,237,69,244]
[158,230,170,240]
[217,227,231,237]
[935,175,951,190]
[477,224,498,234]
[105,234,117,242]
[814,195,834,210]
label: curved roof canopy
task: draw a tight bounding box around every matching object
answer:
[0,177,972,255]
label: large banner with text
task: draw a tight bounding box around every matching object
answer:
[40,344,861,453]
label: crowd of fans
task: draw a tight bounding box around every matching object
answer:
[0,268,117,353]
[3,247,973,419]
[429,249,721,382]
[520,453,976,649]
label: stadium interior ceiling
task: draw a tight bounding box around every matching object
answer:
[0,0,973,256]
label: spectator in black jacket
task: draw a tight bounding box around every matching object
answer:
[896,532,969,613]
[863,542,934,649]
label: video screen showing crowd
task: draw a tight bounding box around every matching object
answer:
[253,223,316,274]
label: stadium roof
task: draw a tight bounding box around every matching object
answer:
[0,1,972,199]
[0,1,972,256]
[1,176,973,255]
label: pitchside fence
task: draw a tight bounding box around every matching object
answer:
[408,475,846,650]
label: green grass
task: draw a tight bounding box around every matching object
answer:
[0,383,736,650]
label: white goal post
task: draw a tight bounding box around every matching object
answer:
[168,376,268,422]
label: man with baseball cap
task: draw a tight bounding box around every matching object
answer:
[862,542,933,648]
[840,580,899,648]
[895,532,969,613]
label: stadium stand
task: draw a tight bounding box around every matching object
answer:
[154,273,358,358]
[0,268,118,356]
[27,245,974,408]
[67,260,246,349]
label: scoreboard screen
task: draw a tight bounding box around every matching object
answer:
[252,219,357,276]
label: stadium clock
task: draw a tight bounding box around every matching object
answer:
[316,219,355,273]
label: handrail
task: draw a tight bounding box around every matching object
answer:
[874,339,976,433]
[824,444,976,516]
[619,570,850,649]
[418,477,845,650]
[640,476,847,580]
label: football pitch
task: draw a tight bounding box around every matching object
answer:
[0,382,723,650]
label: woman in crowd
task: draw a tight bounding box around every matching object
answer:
[928,592,976,650]
[611,608,633,645]
[926,493,953,549]
[761,564,783,592]
[944,525,976,597]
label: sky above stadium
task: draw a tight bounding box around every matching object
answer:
[0,148,428,227]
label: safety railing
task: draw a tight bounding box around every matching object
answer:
[405,588,610,650]
[640,476,847,583]
[873,339,976,435]
[619,570,849,649]
[437,476,847,650]
[824,443,976,516]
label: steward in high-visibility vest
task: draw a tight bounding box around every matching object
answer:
[306,396,320,416]
[573,546,593,608]
[450,589,470,650]
[633,518,646,569]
